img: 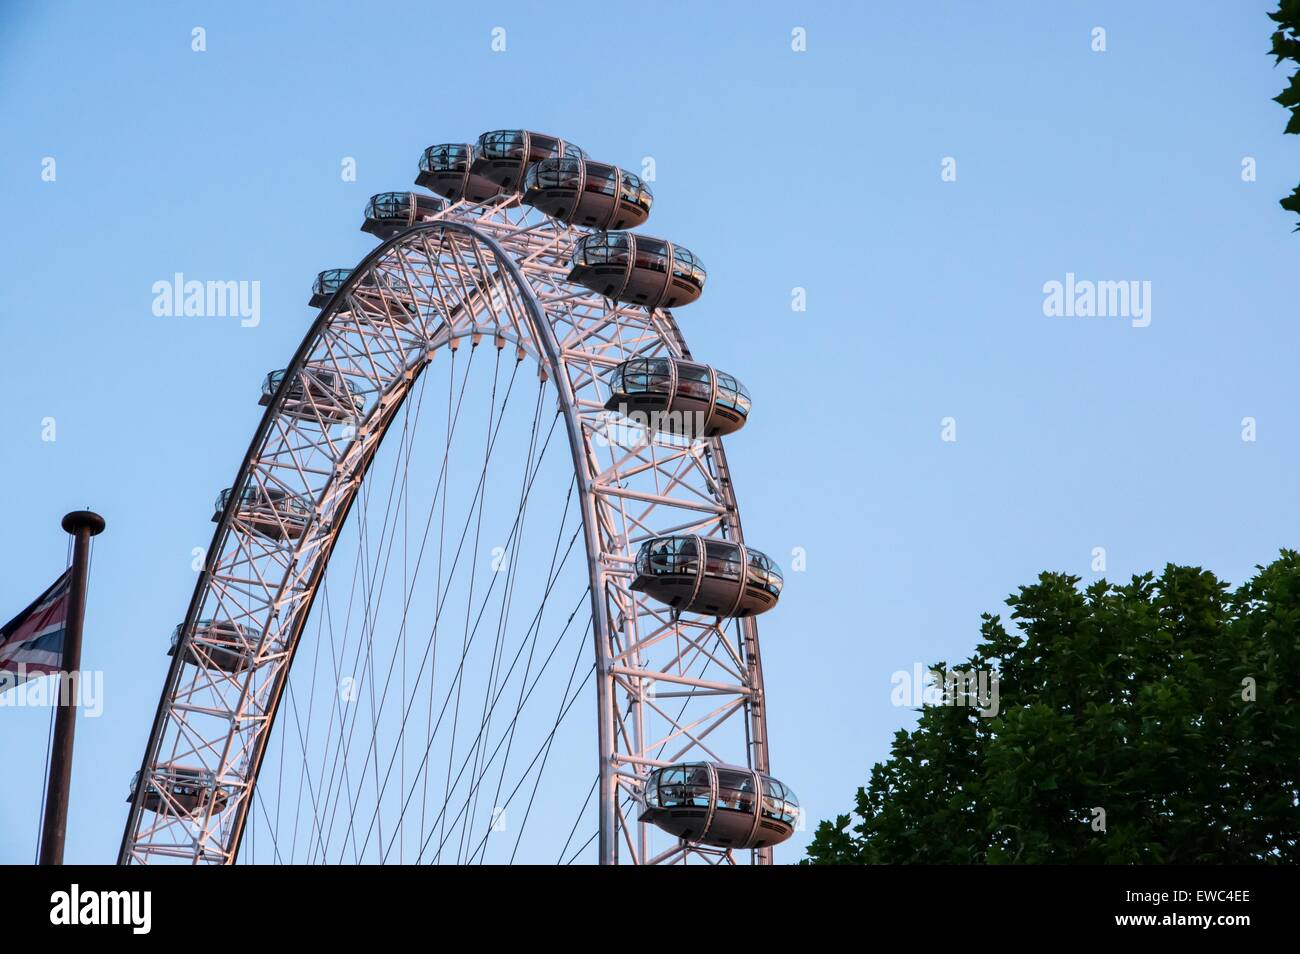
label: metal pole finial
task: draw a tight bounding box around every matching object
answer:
[61,511,106,536]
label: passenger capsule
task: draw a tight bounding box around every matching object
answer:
[640,762,800,850]
[168,620,254,673]
[605,357,750,438]
[259,368,363,424]
[416,143,503,203]
[213,487,312,541]
[311,269,414,317]
[521,158,652,230]
[469,130,587,193]
[309,269,353,308]
[128,767,230,816]
[569,232,705,309]
[360,191,446,239]
[631,535,782,617]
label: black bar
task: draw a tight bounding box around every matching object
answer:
[38,509,105,866]
[0,864,1285,939]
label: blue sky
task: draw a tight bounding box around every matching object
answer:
[1,0,1297,863]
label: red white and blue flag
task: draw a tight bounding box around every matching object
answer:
[0,570,71,689]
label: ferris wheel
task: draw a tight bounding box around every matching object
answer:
[118,130,799,865]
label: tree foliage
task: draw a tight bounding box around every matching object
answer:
[805,554,1300,863]
[1271,1,1300,228]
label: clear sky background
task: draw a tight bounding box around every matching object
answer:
[1,1,1296,864]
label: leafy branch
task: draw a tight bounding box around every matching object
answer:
[1271,1,1300,228]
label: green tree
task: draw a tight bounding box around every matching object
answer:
[805,554,1300,863]
[1271,1,1300,229]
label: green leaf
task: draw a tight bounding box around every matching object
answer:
[1269,0,1300,29]
[1271,31,1300,64]
[1282,185,1300,216]
[1276,71,1300,108]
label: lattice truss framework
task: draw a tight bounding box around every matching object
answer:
[120,197,771,865]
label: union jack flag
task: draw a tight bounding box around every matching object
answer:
[0,570,71,689]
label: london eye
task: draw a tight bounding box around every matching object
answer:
[119,129,797,865]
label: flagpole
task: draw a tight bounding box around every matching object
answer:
[38,510,105,866]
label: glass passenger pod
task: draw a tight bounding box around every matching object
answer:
[309,268,353,308]
[168,620,254,673]
[360,191,446,239]
[212,486,312,541]
[639,762,800,850]
[521,158,652,231]
[569,232,705,309]
[127,767,230,817]
[415,143,503,203]
[311,269,412,318]
[631,535,782,617]
[469,130,587,193]
[605,357,750,437]
[259,367,364,424]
